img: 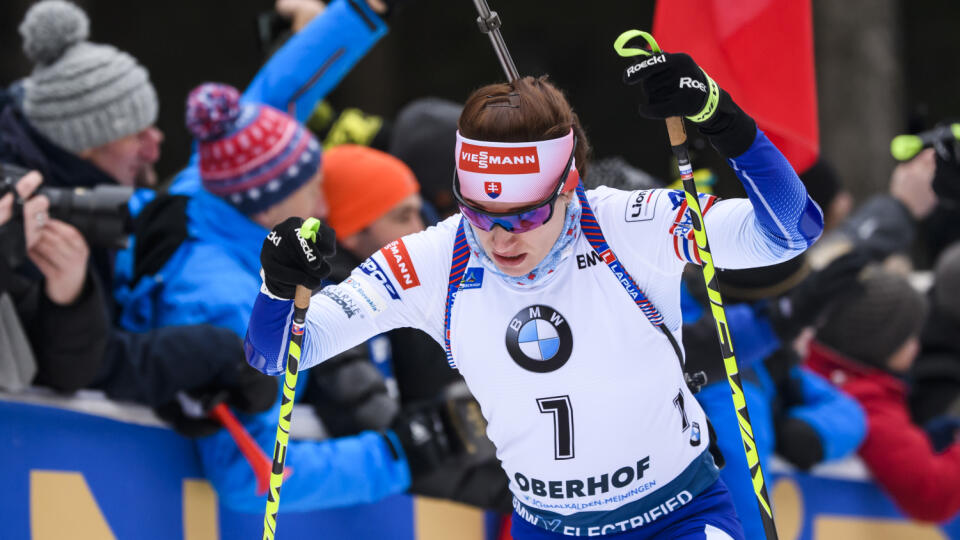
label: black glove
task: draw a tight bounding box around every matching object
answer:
[388,403,455,477]
[766,250,871,341]
[306,345,400,436]
[622,50,757,157]
[155,364,278,438]
[260,217,336,299]
[387,393,495,478]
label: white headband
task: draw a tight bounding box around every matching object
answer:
[455,129,575,204]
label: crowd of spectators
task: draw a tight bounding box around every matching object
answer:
[1,0,959,534]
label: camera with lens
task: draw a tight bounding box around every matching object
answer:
[0,162,134,268]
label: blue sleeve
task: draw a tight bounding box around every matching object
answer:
[242,0,388,123]
[245,289,295,376]
[173,0,387,196]
[727,130,824,255]
[197,405,410,513]
[725,304,781,372]
[787,367,867,461]
[696,380,774,540]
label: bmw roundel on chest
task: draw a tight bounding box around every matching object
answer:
[505,305,573,373]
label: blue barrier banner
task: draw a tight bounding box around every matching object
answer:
[2,397,959,539]
[770,470,960,539]
[0,398,493,540]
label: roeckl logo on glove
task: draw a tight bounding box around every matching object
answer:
[295,227,317,262]
[679,77,707,92]
[267,230,281,247]
[626,54,666,77]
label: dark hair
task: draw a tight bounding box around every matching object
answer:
[459,76,591,178]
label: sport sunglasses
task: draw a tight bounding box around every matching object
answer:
[452,135,577,234]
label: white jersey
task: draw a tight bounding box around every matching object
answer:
[298,186,801,534]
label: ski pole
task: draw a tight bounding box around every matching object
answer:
[262,218,321,540]
[614,30,779,540]
[209,403,291,496]
[471,0,520,82]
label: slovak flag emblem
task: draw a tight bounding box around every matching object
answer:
[485,181,502,199]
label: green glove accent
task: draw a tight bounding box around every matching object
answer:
[615,29,720,124]
[686,71,720,123]
[300,217,322,243]
[614,29,661,58]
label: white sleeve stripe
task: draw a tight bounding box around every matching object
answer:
[731,161,802,250]
[704,524,735,539]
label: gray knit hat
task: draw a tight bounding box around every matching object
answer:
[816,268,928,367]
[18,0,158,153]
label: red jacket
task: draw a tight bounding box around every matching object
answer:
[805,340,960,522]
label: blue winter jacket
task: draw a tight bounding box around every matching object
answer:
[683,286,866,539]
[114,0,411,513]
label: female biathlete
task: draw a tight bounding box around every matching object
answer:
[245,51,823,539]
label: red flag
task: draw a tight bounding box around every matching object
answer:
[653,0,818,172]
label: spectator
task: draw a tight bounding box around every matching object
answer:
[806,268,960,522]
[0,1,279,420]
[683,253,867,539]
[388,98,463,219]
[0,170,106,392]
[799,159,853,233]
[122,83,466,512]
[313,144,510,511]
[911,242,960,435]
[8,1,163,189]
[814,148,938,266]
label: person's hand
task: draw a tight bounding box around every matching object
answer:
[275,0,325,32]
[156,364,278,438]
[260,217,336,299]
[388,393,495,477]
[890,147,937,219]
[22,180,91,305]
[623,51,716,120]
[10,171,90,305]
[365,0,389,14]
[1,170,42,225]
[621,49,756,157]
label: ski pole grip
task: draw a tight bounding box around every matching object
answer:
[666,117,687,147]
[294,285,311,311]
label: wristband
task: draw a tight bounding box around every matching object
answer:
[686,70,720,124]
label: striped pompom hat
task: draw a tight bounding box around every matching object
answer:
[186,83,321,216]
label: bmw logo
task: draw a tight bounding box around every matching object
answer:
[505,305,573,373]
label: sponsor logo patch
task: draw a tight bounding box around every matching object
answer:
[460,267,484,290]
[341,277,387,315]
[459,142,540,174]
[381,240,421,290]
[320,288,360,318]
[505,305,573,373]
[359,257,401,300]
[625,189,659,222]
[576,250,602,269]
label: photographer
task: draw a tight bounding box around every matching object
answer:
[0,0,386,421]
[0,170,106,391]
[822,132,960,266]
